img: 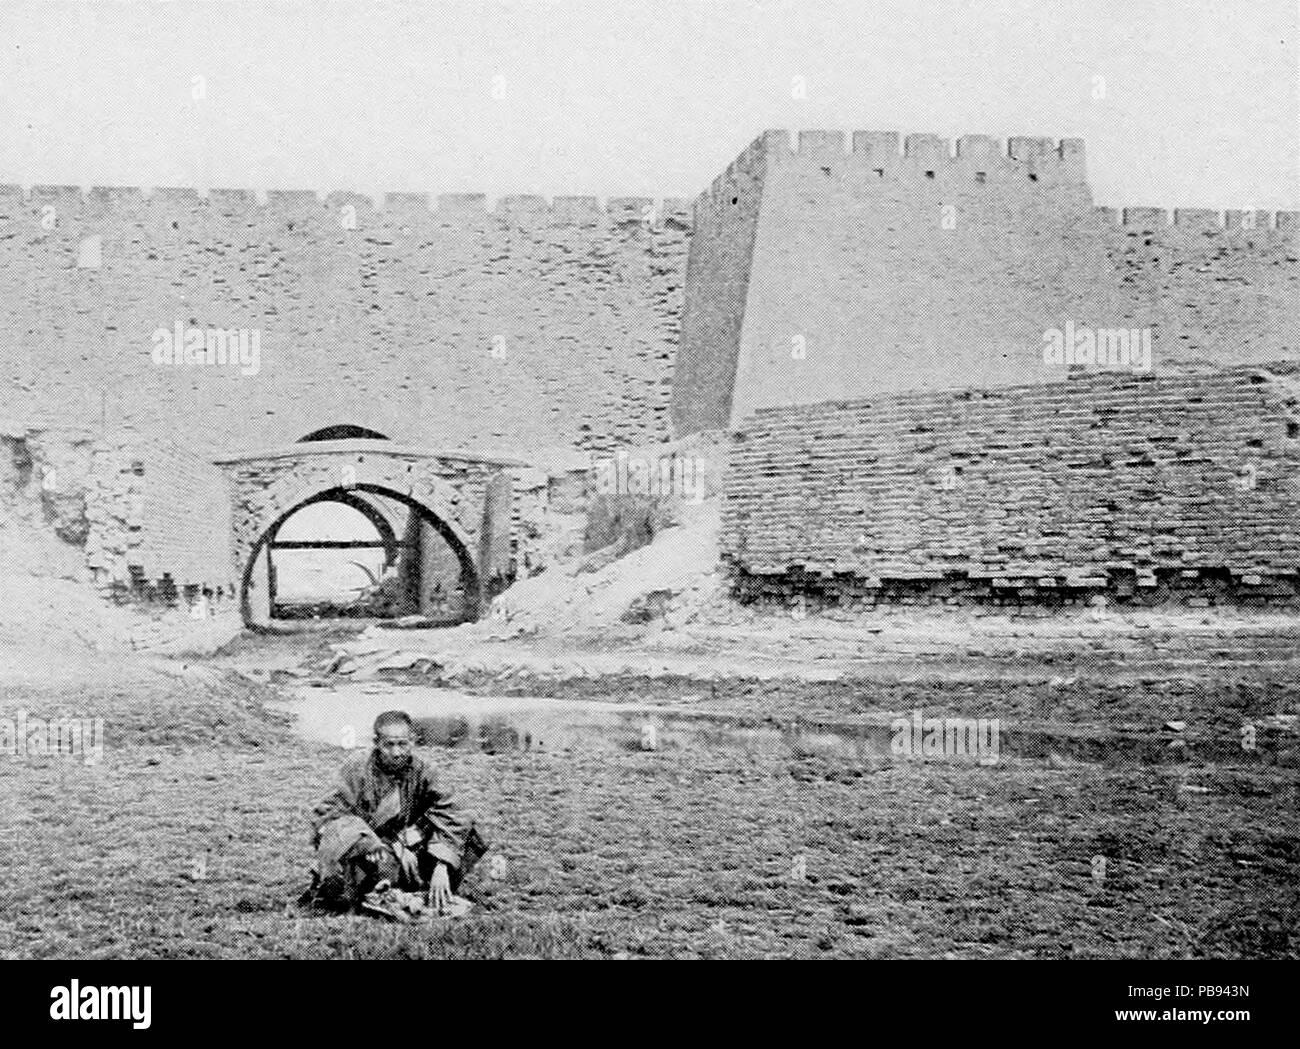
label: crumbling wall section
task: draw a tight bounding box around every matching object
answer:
[0,423,237,649]
[505,464,589,580]
[723,366,1300,610]
[94,432,234,600]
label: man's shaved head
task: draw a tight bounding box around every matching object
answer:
[373,710,414,736]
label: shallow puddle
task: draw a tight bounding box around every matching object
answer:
[268,683,1291,767]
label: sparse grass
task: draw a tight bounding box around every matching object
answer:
[1,661,1297,958]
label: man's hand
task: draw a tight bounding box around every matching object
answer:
[364,849,390,893]
[427,862,452,914]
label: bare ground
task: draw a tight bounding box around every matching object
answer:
[1,637,1296,959]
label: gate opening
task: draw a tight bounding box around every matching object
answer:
[245,486,480,628]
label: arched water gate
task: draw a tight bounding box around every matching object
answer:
[214,438,520,628]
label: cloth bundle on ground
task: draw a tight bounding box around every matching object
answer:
[360,884,474,924]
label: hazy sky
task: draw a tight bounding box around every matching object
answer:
[0,0,1295,208]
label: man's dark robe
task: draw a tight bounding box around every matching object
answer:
[307,749,482,906]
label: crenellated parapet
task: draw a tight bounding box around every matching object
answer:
[0,182,695,234]
[716,128,1089,187]
[1092,204,1299,238]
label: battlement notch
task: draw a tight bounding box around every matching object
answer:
[607,197,654,224]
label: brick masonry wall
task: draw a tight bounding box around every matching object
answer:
[1093,206,1299,370]
[1,423,238,643]
[0,187,690,460]
[672,130,1300,432]
[505,465,589,580]
[722,366,1300,608]
[671,138,769,435]
[74,428,234,600]
[127,435,235,594]
[0,423,232,595]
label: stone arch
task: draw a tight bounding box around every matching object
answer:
[276,488,404,568]
[239,483,482,628]
[216,440,520,630]
[229,454,480,571]
[298,425,391,442]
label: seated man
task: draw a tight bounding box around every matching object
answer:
[305,709,485,915]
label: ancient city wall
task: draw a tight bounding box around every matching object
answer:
[672,130,1300,432]
[0,186,691,460]
[5,133,1298,624]
[723,366,1300,609]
